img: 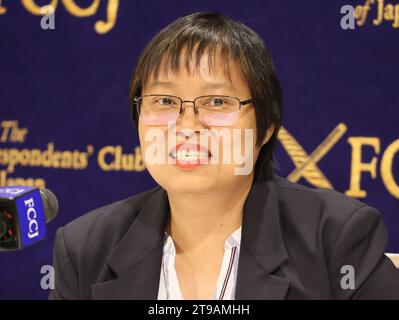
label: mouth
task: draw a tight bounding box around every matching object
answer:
[168,143,212,169]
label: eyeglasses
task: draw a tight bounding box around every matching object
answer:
[133,94,253,126]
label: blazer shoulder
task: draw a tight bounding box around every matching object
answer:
[271,174,372,228]
[270,175,386,265]
[59,185,161,259]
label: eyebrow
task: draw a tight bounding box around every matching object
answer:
[146,81,236,91]
[146,81,175,89]
[201,82,236,91]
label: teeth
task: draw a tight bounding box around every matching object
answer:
[170,151,208,160]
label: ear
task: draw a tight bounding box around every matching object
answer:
[262,124,276,146]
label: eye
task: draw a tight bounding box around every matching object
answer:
[211,98,224,106]
[206,97,228,107]
[156,97,175,105]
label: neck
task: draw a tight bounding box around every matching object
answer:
[165,174,254,254]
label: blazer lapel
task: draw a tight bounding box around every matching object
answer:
[92,187,170,300]
[235,176,291,300]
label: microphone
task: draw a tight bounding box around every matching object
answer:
[0,186,59,251]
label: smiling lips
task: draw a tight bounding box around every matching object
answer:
[169,143,212,169]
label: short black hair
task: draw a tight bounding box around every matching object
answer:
[129,12,283,182]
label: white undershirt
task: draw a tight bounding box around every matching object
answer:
[157,227,242,300]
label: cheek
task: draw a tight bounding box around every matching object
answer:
[206,109,258,175]
[137,120,149,145]
[138,124,149,161]
[138,125,173,188]
[138,124,168,167]
[235,108,258,156]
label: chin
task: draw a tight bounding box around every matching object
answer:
[156,172,218,194]
[169,183,217,195]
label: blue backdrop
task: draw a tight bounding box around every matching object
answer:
[0,0,398,299]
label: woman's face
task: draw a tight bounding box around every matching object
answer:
[138,53,273,195]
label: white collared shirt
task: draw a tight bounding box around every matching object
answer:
[157,227,242,300]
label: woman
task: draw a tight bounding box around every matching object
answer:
[50,12,399,300]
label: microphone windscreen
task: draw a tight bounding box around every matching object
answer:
[40,188,59,223]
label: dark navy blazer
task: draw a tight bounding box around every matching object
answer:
[49,174,399,299]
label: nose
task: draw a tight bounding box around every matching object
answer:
[176,100,208,131]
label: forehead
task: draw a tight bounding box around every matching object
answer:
[142,50,250,94]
